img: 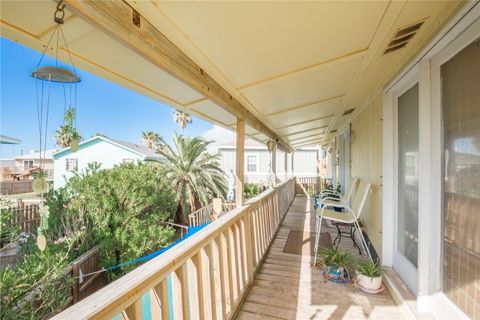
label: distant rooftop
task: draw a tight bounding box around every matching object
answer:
[0,135,21,145]
[15,149,57,160]
[53,135,164,161]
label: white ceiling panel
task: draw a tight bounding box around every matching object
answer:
[156,1,387,88]
[267,98,340,128]
[240,56,362,116]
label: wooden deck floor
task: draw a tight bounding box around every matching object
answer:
[236,197,409,320]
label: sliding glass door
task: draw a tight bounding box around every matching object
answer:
[441,37,480,319]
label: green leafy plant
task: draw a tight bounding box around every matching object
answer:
[156,134,227,224]
[318,248,353,270]
[356,259,382,279]
[244,183,263,199]
[0,204,20,248]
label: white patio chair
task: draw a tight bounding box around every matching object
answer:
[319,177,359,208]
[314,181,372,266]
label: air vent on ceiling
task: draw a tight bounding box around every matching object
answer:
[342,108,355,116]
[384,20,425,55]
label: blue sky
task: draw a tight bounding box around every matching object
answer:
[0,36,215,158]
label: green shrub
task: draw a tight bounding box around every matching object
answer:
[1,161,178,318]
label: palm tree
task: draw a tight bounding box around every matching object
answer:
[173,110,192,134]
[55,124,73,148]
[156,134,227,224]
[141,131,160,150]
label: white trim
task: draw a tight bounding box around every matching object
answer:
[385,1,480,92]
[245,153,259,173]
[383,3,480,317]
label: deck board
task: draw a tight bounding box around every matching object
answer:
[236,197,410,320]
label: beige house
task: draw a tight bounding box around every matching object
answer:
[13,150,55,181]
[3,1,479,319]
[217,139,320,184]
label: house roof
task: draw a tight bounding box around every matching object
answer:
[0,135,21,145]
[15,149,56,160]
[53,135,164,161]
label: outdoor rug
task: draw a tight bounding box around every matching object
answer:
[283,231,332,256]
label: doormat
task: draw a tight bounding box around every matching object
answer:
[283,230,332,256]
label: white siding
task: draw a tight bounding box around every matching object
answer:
[219,147,318,184]
[54,140,145,189]
[293,150,318,176]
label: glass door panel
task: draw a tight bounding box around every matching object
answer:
[394,83,419,294]
[442,38,480,319]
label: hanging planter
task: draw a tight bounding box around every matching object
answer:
[32,171,48,194]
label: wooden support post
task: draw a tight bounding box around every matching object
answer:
[291,152,295,175]
[271,142,277,186]
[236,118,245,207]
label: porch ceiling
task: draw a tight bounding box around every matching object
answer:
[1,1,464,149]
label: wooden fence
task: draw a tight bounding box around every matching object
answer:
[70,246,108,305]
[52,177,296,320]
[0,181,33,195]
[295,176,320,196]
[4,201,41,234]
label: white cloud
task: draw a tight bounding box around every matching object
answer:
[202,125,236,153]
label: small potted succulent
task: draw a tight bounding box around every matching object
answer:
[355,259,383,293]
[318,248,353,283]
[32,171,48,194]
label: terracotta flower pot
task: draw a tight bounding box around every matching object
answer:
[357,273,383,291]
[33,176,48,194]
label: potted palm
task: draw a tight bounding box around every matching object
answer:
[318,248,352,283]
[355,259,383,293]
[32,171,48,194]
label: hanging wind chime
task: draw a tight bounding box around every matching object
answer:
[32,1,81,250]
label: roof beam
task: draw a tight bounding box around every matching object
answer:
[63,0,292,152]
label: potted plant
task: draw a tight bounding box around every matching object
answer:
[32,171,48,194]
[318,248,353,283]
[355,259,383,293]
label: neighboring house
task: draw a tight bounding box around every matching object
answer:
[217,139,319,185]
[53,135,164,189]
[13,150,56,181]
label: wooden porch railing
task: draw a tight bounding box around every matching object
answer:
[51,177,296,320]
[189,202,237,227]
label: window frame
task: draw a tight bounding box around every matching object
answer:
[245,153,259,173]
[66,158,78,172]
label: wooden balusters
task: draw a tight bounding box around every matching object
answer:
[51,178,297,320]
